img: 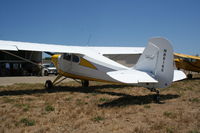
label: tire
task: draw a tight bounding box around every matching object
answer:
[187,74,192,79]
[45,80,53,89]
[44,70,49,76]
[81,80,89,87]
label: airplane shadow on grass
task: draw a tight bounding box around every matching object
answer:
[98,94,179,107]
[186,77,200,81]
[0,84,179,106]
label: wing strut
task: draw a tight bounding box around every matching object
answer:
[1,50,43,67]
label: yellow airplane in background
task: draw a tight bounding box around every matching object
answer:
[174,53,200,78]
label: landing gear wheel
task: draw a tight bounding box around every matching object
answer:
[148,88,161,103]
[154,90,160,103]
[44,70,49,76]
[45,80,53,89]
[81,80,89,87]
[187,74,192,79]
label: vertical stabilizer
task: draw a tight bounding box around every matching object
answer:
[134,37,174,88]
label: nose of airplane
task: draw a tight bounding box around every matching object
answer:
[51,54,60,68]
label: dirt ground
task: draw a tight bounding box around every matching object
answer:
[0,76,72,86]
[0,75,200,133]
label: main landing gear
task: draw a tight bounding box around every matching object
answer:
[45,75,67,90]
[148,88,160,103]
[44,75,90,89]
[45,80,53,89]
[81,80,89,87]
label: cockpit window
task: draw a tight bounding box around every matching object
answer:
[49,63,55,67]
[191,59,196,62]
[182,57,196,63]
[63,53,71,61]
[63,53,79,63]
[72,55,80,63]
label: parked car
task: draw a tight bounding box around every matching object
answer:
[42,63,57,76]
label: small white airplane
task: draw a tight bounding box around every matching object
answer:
[0,37,186,102]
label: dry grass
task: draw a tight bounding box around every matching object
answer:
[0,75,200,133]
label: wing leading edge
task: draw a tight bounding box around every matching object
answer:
[89,47,144,55]
[0,40,144,55]
[0,43,18,51]
[0,40,84,54]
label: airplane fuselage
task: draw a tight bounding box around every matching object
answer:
[51,53,128,83]
[175,58,200,72]
[51,53,159,89]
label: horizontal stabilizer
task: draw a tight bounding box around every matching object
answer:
[173,70,186,82]
[107,70,158,84]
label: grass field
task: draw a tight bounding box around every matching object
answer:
[0,76,200,133]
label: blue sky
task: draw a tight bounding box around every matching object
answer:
[0,0,200,55]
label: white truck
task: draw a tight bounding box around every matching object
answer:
[42,63,57,76]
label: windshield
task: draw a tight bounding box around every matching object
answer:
[43,64,49,67]
[43,63,55,68]
[49,63,55,67]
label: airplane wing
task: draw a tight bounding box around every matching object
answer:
[107,69,158,84]
[0,40,85,54]
[0,40,144,55]
[174,53,200,60]
[88,47,144,55]
[0,43,18,51]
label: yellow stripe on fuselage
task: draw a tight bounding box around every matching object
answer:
[58,69,117,83]
[79,57,97,70]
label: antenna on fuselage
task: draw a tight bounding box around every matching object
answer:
[86,34,92,46]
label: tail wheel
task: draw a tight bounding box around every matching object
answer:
[81,80,89,87]
[45,80,53,89]
[187,74,192,79]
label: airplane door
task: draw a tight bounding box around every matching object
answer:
[71,54,80,73]
[60,54,72,72]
